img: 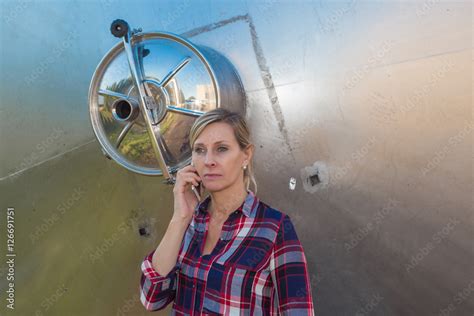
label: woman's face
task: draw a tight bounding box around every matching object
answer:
[192,122,252,192]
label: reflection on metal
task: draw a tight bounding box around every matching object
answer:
[88,19,245,180]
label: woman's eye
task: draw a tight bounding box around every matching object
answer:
[194,147,227,153]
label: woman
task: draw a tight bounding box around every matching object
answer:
[139,108,315,315]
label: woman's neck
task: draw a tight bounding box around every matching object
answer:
[208,184,248,220]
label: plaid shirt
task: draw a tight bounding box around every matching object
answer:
[140,190,315,315]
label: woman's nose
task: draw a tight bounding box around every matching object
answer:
[204,153,216,166]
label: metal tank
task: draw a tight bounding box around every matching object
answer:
[0,1,472,315]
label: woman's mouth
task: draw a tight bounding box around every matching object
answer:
[204,174,221,179]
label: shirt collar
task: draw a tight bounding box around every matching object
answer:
[194,190,257,218]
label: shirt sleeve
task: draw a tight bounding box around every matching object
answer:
[139,248,180,311]
[270,214,315,315]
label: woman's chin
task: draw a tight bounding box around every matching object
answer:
[203,182,225,192]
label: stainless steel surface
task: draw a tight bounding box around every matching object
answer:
[89,25,245,178]
[0,1,472,315]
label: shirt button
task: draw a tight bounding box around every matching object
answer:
[192,284,195,288]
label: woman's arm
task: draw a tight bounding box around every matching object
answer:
[139,217,190,311]
[152,216,190,275]
[270,214,315,315]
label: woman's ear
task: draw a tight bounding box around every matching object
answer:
[244,144,254,162]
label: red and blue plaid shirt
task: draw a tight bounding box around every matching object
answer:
[139,190,315,315]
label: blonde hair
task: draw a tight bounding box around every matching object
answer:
[189,108,257,194]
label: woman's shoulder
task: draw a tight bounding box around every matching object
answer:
[253,198,302,247]
[255,198,289,224]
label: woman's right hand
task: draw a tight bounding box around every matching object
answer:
[172,164,202,222]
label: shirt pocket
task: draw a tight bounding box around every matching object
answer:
[215,236,274,272]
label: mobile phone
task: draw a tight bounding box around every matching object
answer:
[191,182,201,201]
[190,162,201,201]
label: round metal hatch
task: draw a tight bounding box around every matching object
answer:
[88,21,245,179]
